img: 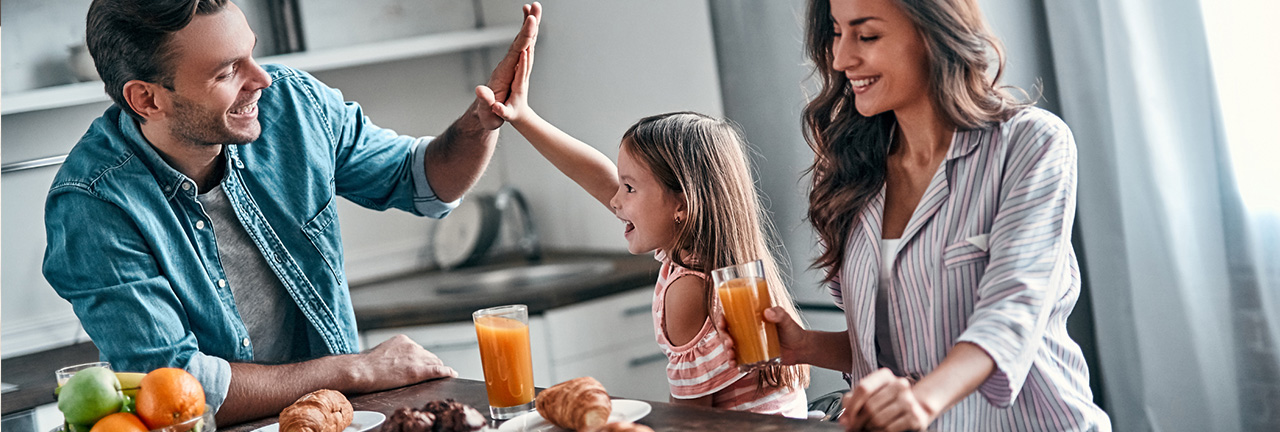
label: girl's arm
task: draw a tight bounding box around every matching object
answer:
[477,50,619,211]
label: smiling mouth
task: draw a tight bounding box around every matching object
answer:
[229,101,257,116]
[623,221,635,235]
[850,77,879,89]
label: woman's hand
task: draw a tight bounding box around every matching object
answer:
[762,306,809,366]
[839,368,936,432]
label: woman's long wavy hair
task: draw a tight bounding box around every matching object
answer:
[802,0,1031,281]
[623,112,809,391]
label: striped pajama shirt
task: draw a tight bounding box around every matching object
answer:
[830,107,1111,431]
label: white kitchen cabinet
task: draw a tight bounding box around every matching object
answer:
[542,286,655,362]
[362,316,554,388]
[542,286,669,402]
[550,337,669,402]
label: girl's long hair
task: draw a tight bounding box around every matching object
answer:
[623,112,809,390]
[802,0,1031,281]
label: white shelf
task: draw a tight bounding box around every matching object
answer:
[1,25,518,116]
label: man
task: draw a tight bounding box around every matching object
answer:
[42,0,540,424]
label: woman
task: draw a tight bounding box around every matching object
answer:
[763,0,1112,430]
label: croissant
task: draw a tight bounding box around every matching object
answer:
[279,389,354,432]
[535,377,612,430]
[583,422,655,432]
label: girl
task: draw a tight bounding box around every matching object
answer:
[764,0,1112,430]
[478,51,810,417]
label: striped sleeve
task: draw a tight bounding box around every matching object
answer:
[955,112,1078,407]
[828,273,845,310]
[665,324,748,399]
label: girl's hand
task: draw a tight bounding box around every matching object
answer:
[838,368,936,432]
[763,306,809,366]
[476,48,534,126]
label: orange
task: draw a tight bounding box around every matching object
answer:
[134,368,205,429]
[89,413,148,432]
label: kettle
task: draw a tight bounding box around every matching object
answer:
[430,187,540,270]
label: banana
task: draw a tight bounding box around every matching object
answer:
[115,372,145,398]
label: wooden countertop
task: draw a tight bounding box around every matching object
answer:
[222,378,842,432]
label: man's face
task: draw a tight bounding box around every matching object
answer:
[161,2,270,146]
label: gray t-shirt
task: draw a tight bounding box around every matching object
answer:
[199,184,306,363]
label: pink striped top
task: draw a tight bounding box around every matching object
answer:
[829,108,1111,431]
[652,252,808,418]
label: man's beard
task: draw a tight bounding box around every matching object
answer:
[169,93,261,146]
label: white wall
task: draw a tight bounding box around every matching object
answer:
[0,0,722,356]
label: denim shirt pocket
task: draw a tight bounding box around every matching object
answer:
[302,197,344,281]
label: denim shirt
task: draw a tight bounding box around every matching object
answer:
[43,64,457,411]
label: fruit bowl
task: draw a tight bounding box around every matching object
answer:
[53,405,216,432]
[147,406,215,432]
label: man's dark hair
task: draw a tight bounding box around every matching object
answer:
[87,0,230,122]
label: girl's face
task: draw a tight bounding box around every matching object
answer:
[829,0,933,118]
[610,145,685,255]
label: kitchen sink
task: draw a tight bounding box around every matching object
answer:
[431,260,615,295]
[350,259,616,308]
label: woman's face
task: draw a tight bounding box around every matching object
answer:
[609,145,685,255]
[828,0,933,118]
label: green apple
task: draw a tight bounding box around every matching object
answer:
[57,367,123,425]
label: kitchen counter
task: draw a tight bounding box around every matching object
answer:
[1,342,100,416]
[350,250,661,330]
[222,377,843,432]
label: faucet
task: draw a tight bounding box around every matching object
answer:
[494,187,542,262]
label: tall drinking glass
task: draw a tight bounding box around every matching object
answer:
[56,362,112,386]
[473,305,535,420]
[712,260,781,372]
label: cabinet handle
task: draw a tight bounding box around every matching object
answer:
[628,352,667,368]
[622,305,649,318]
[425,340,479,352]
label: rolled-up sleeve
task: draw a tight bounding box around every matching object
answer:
[410,137,461,218]
[955,118,1077,407]
[43,189,234,411]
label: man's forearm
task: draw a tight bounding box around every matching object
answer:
[425,102,499,203]
[216,356,358,425]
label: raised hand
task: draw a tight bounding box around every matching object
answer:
[477,48,532,125]
[475,2,541,130]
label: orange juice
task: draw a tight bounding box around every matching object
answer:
[716,277,781,367]
[474,315,534,408]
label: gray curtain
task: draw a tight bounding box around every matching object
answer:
[1044,0,1280,430]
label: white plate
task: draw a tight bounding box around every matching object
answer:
[497,399,651,432]
[253,410,386,432]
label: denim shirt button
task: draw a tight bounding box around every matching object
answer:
[181,182,192,191]
[241,338,250,347]
[196,220,206,230]
[217,279,226,288]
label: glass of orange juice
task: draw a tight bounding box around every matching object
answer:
[473,304,535,420]
[712,260,781,372]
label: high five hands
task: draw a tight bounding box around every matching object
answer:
[475,2,541,129]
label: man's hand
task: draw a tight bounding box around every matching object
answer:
[347,335,457,394]
[476,2,541,130]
